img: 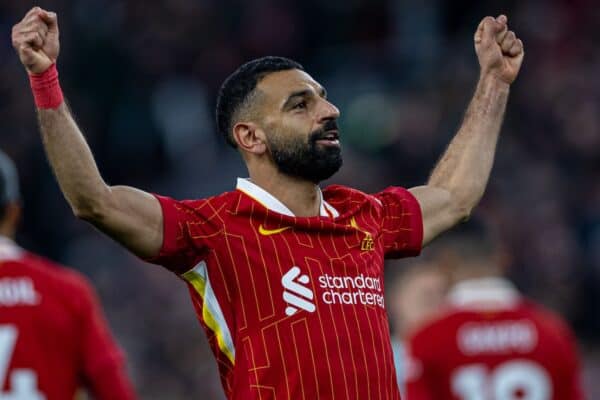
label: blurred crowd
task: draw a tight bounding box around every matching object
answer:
[0,0,598,398]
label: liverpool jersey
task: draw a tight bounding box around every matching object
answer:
[149,178,423,399]
[405,278,584,400]
[0,237,136,400]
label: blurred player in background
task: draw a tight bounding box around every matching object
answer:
[0,150,136,400]
[405,233,584,400]
[388,262,447,395]
[11,6,524,400]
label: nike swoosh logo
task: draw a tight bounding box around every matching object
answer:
[258,225,293,236]
[350,217,367,234]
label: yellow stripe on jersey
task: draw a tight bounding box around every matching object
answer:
[182,261,236,365]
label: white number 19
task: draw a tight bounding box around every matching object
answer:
[0,325,45,400]
[452,360,552,400]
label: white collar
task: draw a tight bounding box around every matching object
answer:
[236,178,339,218]
[0,236,23,261]
[448,278,521,309]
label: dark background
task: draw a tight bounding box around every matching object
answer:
[0,0,598,398]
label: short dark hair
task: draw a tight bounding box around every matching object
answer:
[216,56,304,148]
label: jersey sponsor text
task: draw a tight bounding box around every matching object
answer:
[318,273,384,308]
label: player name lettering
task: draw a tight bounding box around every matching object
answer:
[318,273,384,308]
[458,320,537,355]
[0,278,40,306]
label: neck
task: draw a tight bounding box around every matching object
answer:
[248,170,321,217]
[0,225,15,240]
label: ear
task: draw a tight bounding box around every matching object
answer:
[0,203,21,238]
[232,122,268,155]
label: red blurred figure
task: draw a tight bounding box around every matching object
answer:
[405,235,584,400]
[0,151,136,400]
[388,261,448,395]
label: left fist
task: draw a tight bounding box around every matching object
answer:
[474,15,524,85]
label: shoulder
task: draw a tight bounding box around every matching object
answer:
[517,301,582,369]
[374,186,419,208]
[324,184,404,212]
[323,184,369,202]
[156,190,239,220]
[409,307,466,353]
[160,190,238,209]
[519,301,575,342]
[6,252,97,316]
[326,185,415,207]
[24,252,93,294]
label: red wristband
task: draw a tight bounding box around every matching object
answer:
[29,64,64,109]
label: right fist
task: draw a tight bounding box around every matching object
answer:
[12,7,59,74]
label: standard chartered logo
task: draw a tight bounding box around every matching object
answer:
[282,267,385,316]
[282,267,316,316]
[318,273,385,308]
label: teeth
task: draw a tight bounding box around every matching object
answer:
[316,133,339,142]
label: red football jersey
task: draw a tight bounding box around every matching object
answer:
[405,279,584,400]
[0,237,136,400]
[149,179,423,399]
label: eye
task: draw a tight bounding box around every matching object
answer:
[293,101,307,110]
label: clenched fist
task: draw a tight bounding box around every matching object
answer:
[474,15,524,85]
[12,7,60,74]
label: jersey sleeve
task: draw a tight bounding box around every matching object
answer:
[146,195,223,274]
[77,279,137,400]
[373,187,423,258]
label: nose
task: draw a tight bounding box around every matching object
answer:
[317,98,340,122]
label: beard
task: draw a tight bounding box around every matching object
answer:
[267,121,343,184]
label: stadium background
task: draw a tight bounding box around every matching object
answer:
[0,0,598,398]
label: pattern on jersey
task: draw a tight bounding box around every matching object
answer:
[183,261,236,364]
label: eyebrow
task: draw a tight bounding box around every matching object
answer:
[282,87,327,110]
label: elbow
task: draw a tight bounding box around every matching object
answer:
[448,190,480,224]
[70,187,113,223]
[447,200,472,226]
[457,204,473,223]
[72,202,103,222]
[430,177,485,219]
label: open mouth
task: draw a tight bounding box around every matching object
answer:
[315,130,340,146]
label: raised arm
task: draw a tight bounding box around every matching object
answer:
[410,15,524,246]
[12,7,163,259]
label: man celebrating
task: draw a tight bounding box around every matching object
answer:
[12,7,523,399]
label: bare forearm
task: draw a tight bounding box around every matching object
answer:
[14,7,163,258]
[37,102,110,216]
[36,102,163,257]
[410,15,522,246]
[429,75,509,213]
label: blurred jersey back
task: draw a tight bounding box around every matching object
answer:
[0,237,113,400]
[406,281,584,400]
